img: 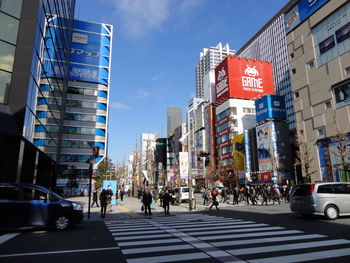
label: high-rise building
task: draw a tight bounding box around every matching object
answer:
[140,133,159,185]
[195,43,235,103]
[285,0,350,183]
[236,1,298,131]
[33,18,113,192]
[167,106,182,136]
[0,0,75,187]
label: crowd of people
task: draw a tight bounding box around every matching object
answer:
[201,184,292,207]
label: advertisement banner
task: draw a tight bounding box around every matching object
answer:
[284,0,329,33]
[256,122,273,171]
[215,57,274,106]
[233,134,245,172]
[255,95,287,123]
[179,152,189,180]
[102,180,117,205]
[244,130,251,174]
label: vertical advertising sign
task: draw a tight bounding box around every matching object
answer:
[233,134,245,172]
[244,130,251,174]
[179,152,189,180]
[256,122,273,171]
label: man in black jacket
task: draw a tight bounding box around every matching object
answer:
[99,189,108,218]
[162,190,172,215]
[142,190,152,216]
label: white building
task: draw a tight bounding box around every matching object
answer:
[215,98,256,167]
[140,133,159,182]
[195,43,235,103]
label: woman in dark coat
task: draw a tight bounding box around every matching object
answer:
[142,190,152,216]
[162,190,172,215]
[99,189,108,218]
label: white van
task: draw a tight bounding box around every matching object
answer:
[175,187,190,202]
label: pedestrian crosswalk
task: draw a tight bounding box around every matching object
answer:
[105,213,350,263]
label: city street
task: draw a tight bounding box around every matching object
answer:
[1,195,350,262]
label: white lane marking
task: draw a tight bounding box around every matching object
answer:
[168,220,253,228]
[211,234,325,247]
[112,229,165,236]
[0,233,19,245]
[180,223,268,233]
[228,239,350,256]
[248,247,350,263]
[163,219,243,226]
[122,244,193,255]
[126,252,210,263]
[108,227,159,232]
[199,230,302,241]
[189,226,284,236]
[115,233,172,241]
[0,247,120,258]
[117,238,183,247]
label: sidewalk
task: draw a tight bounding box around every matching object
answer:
[66,195,195,221]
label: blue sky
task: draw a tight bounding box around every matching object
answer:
[75,0,288,163]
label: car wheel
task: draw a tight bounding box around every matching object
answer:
[325,205,338,220]
[55,215,70,230]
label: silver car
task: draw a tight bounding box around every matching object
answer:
[290,182,350,220]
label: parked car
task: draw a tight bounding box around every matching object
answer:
[0,183,84,230]
[290,182,350,220]
[175,187,190,202]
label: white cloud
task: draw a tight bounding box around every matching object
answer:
[134,89,151,98]
[110,0,171,39]
[151,73,164,81]
[106,0,203,39]
[110,102,131,110]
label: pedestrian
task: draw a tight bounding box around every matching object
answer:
[203,188,209,205]
[221,187,227,203]
[159,190,164,207]
[233,187,239,205]
[162,190,171,215]
[250,186,257,205]
[272,185,281,204]
[245,186,251,204]
[91,188,99,207]
[142,189,152,216]
[120,188,125,201]
[99,189,108,218]
[106,185,113,212]
[209,188,219,210]
[261,185,269,206]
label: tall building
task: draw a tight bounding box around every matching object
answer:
[195,43,235,103]
[140,133,159,185]
[33,18,113,192]
[0,0,75,187]
[286,0,350,182]
[236,0,298,131]
[167,106,182,136]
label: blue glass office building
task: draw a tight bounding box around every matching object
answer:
[34,19,112,193]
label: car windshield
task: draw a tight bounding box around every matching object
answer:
[182,188,189,193]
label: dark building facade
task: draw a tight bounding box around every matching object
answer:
[0,0,75,188]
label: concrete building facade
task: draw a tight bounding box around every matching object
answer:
[286,0,350,182]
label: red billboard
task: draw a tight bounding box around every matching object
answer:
[215,56,274,105]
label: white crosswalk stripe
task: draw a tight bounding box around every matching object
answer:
[105,213,350,263]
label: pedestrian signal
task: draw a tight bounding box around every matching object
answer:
[92,146,100,158]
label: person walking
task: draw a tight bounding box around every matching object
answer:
[203,188,209,205]
[106,185,113,212]
[142,189,152,216]
[120,188,125,201]
[91,188,99,207]
[233,187,239,205]
[250,186,258,205]
[209,188,219,210]
[159,190,164,207]
[261,185,269,206]
[99,189,108,218]
[162,190,171,215]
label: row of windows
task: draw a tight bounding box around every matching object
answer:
[59,154,102,163]
[65,113,106,123]
[37,97,107,110]
[34,138,104,150]
[35,125,106,136]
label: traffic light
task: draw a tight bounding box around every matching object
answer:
[92,146,100,158]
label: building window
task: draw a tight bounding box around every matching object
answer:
[317,127,324,136]
[291,68,296,74]
[325,101,332,109]
[345,67,350,75]
[307,60,315,70]
[294,91,299,98]
[290,53,294,59]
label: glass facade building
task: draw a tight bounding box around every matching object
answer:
[236,11,296,131]
[33,19,112,192]
[0,0,75,188]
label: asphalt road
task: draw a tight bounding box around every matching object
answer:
[2,202,350,263]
